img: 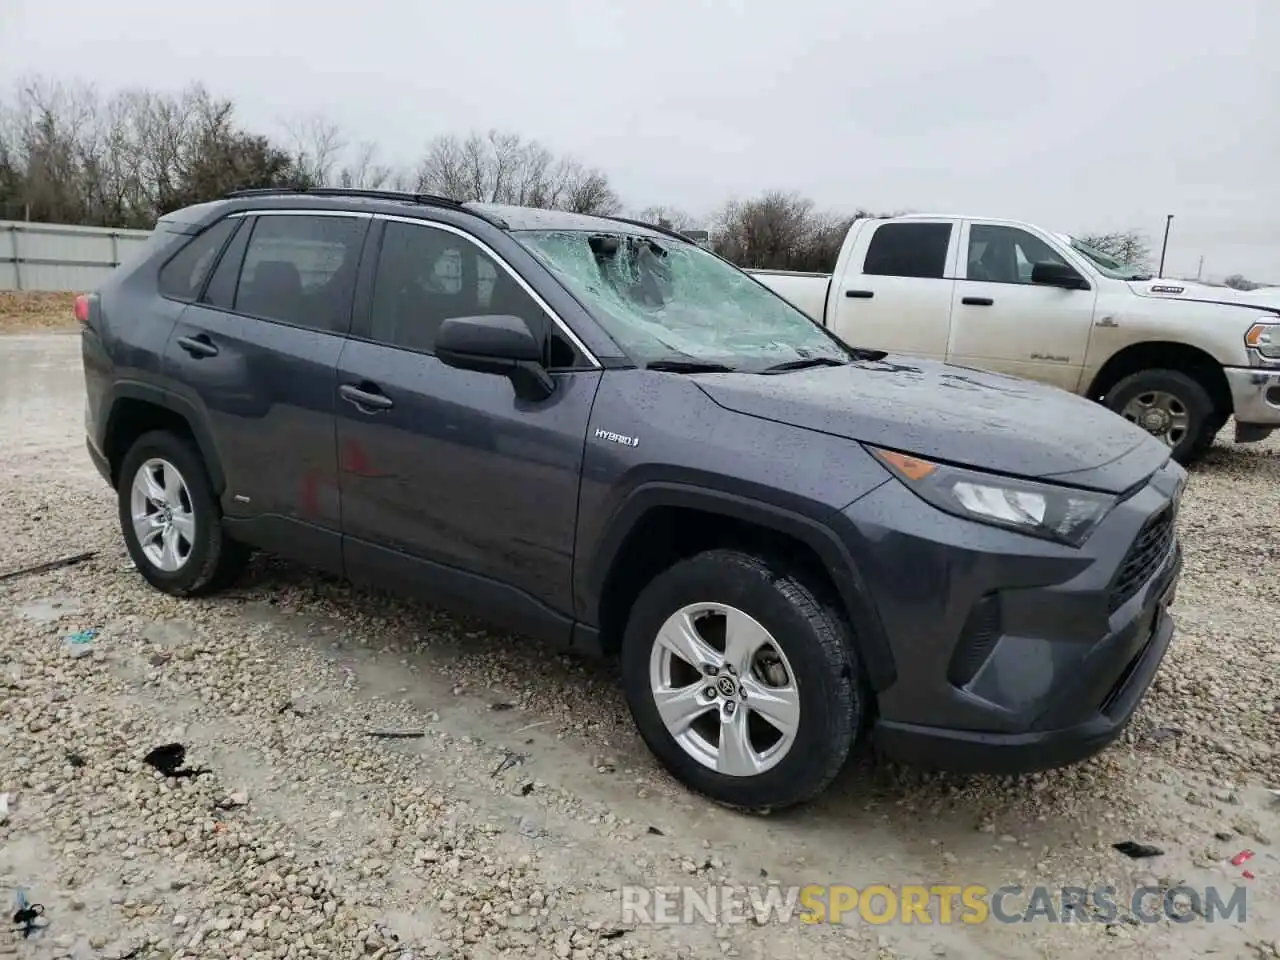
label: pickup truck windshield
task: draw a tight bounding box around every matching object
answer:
[1066,236,1152,281]
[513,230,850,370]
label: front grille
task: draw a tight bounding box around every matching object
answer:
[1108,507,1175,612]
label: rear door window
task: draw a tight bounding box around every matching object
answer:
[862,222,952,279]
[232,214,368,334]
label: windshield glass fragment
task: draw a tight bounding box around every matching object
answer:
[513,229,852,370]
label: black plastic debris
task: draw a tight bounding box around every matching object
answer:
[519,782,535,796]
[1113,841,1164,859]
[647,826,664,836]
[142,743,209,779]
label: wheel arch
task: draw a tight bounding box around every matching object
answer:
[103,382,226,493]
[1086,341,1232,419]
[585,483,897,692]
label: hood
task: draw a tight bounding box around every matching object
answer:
[694,357,1170,494]
[1128,279,1280,311]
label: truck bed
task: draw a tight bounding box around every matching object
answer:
[746,269,831,322]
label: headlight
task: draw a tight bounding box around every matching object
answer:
[868,447,1116,547]
[1245,322,1280,361]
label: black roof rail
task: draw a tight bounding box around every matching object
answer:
[601,215,698,244]
[222,187,509,228]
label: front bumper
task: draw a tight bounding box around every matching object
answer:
[1224,365,1280,434]
[841,458,1184,775]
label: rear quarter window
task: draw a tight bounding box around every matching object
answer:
[157,217,240,302]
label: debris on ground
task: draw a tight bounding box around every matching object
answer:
[10,887,45,939]
[0,550,97,584]
[141,743,210,779]
[1113,841,1165,859]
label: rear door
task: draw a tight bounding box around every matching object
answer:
[946,221,1097,390]
[162,210,370,571]
[824,220,958,361]
[334,216,601,634]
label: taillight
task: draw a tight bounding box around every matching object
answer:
[74,294,90,324]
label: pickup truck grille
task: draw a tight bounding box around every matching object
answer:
[1108,506,1175,613]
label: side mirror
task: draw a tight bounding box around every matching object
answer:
[435,314,554,401]
[1031,261,1090,290]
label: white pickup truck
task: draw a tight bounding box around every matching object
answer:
[748,214,1280,464]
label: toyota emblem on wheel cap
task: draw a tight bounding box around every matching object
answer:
[716,676,738,698]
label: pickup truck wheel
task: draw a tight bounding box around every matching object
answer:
[620,549,864,812]
[1104,369,1215,465]
[117,430,250,597]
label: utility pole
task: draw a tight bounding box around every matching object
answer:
[1196,255,1204,281]
[1158,214,1174,278]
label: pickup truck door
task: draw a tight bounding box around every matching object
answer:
[945,220,1097,391]
[823,219,960,362]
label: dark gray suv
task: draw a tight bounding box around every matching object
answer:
[79,188,1185,810]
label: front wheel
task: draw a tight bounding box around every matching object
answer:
[1103,368,1217,465]
[620,549,866,811]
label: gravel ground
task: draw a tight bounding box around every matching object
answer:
[1,332,1278,960]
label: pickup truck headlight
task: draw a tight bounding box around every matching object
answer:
[868,447,1115,547]
[1245,323,1280,361]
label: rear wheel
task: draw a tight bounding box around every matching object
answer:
[1104,368,1216,465]
[620,549,866,811]
[117,430,250,596]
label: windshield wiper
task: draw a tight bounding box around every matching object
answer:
[759,356,850,374]
[645,358,737,373]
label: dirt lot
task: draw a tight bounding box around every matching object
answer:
[0,292,79,334]
[1,330,1277,960]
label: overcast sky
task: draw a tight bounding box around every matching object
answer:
[2,0,1276,280]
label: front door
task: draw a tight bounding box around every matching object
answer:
[335,218,601,638]
[946,221,1097,391]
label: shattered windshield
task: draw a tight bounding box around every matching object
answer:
[1067,236,1151,281]
[513,230,851,370]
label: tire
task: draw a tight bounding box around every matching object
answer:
[117,430,250,596]
[1103,368,1216,466]
[620,549,866,812]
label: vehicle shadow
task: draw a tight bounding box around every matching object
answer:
[222,553,1155,857]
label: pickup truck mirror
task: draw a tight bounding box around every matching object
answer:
[1031,261,1090,290]
[436,314,555,401]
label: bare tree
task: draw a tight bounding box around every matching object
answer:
[1077,230,1152,270]
[415,129,619,214]
[1223,274,1258,291]
[283,114,345,187]
[0,74,305,228]
[336,141,395,190]
[635,205,700,232]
